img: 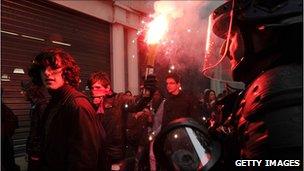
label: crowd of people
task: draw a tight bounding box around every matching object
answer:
[1,48,228,171]
[1,0,302,170]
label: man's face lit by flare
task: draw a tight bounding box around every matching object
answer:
[89,81,111,105]
[166,78,181,95]
[40,57,65,90]
[209,91,216,102]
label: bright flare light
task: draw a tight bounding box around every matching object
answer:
[146,15,168,44]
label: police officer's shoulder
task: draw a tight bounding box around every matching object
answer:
[241,64,302,119]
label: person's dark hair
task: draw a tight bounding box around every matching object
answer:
[203,89,216,104]
[28,48,80,88]
[87,71,111,89]
[165,73,181,83]
[152,89,164,110]
[125,90,132,95]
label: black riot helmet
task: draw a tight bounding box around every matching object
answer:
[153,118,220,171]
[203,0,303,84]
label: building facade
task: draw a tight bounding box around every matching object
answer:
[1,0,152,157]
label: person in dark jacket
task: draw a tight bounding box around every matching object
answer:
[124,90,163,171]
[87,71,156,171]
[201,89,223,129]
[161,73,201,128]
[148,73,201,170]
[28,48,105,171]
[20,80,48,171]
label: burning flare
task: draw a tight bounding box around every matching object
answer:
[144,1,181,44]
[145,15,168,44]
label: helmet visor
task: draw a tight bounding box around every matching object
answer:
[202,0,242,86]
[162,126,215,170]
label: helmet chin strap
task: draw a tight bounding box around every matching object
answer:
[231,57,244,72]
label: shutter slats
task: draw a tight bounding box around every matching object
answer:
[2,0,110,157]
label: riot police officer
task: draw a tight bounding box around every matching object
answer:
[203,0,302,165]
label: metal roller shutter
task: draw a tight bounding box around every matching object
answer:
[1,0,110,157]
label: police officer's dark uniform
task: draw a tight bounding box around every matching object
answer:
[205,0,303,169]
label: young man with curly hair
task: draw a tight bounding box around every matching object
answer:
[28,48,105,171]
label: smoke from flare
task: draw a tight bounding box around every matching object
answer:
[145,1,185,44]
[140,1,224,93]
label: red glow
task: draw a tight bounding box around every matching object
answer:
[145,15,168,44]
